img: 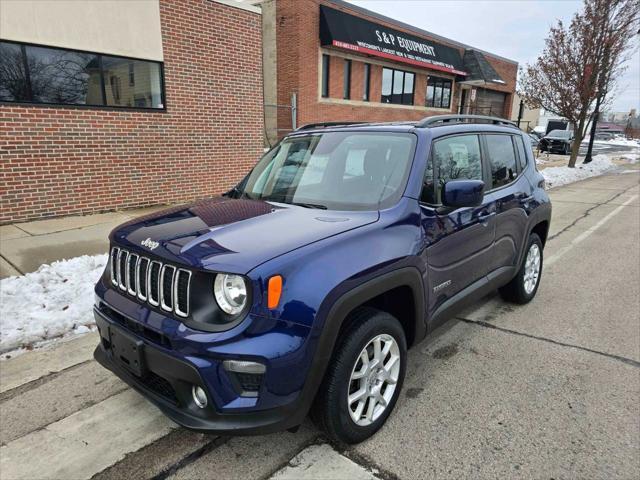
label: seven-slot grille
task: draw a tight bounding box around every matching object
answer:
[110,247,191,318]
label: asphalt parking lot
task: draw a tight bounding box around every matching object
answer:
[1,167,638,480]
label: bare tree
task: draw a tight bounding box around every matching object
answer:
[0,44,29,101]
[519,0,639,167]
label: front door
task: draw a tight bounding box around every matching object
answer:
[459,89,468,114]
[419,133,495,317]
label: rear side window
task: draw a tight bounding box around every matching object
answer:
[515,136,528,170]
[422,134,482,205]
[485,134,517,189]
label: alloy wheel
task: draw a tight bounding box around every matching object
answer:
[347,334,400,426]
[523,243,541,294]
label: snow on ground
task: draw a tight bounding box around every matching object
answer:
[540,154,615,189]
[581,137,640,148]
[0,254,107,354]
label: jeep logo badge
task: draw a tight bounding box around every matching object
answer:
[141,238,159,250]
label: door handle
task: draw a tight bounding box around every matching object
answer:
[478,212,495,225]
[516,193,534,202]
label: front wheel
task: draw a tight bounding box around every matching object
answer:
[311,308,407,444]
[499,233,543,304]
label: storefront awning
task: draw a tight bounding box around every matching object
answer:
[459,49,505,86]
[320,5,467,76]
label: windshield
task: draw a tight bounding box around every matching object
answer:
[548,130,571,138]
[234,132,416,211]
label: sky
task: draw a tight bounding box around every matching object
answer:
[345,0,640,114]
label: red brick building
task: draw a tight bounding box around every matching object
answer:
[263,0,517,140]
[0,0,264,224]
[1,0,518,224]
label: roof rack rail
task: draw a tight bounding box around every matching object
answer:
[417,115,518,129]
[296,121,367,131]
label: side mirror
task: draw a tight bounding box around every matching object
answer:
[442,180,485,208]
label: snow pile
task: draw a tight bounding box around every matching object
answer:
[582,136,640,148]
[541,154,615,189]
[597,138,640,147]
[0,254,107,354]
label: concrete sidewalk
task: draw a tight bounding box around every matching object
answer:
[0,206,168,279]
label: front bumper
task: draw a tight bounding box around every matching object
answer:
[93,298,313,435]
[542,141,569,152]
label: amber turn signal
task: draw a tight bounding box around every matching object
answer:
[267,275,283,309]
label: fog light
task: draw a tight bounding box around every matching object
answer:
[223,360,266,374]
[192,385,208,408]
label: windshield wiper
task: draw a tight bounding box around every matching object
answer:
[222,186,243,198]
[288,201,328,210]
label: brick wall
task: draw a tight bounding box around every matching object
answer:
[275,0,517,131]
[0,0,264,224]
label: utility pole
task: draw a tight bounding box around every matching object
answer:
[583,100,600,163]
[517,99,524,129]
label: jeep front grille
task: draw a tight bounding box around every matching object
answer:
[109,247,191,318]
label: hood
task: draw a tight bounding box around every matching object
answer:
[544,134,571,141]
[111,197,379,273]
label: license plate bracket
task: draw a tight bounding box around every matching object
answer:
[109,325,146,377]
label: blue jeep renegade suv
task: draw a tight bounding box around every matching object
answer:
[94,115,551,444]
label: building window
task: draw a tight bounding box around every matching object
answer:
[321,54,330,98]
[0,40,164,109]
[363,63,371,101]
[381,67,414,105]
[101,55,162,108]
[426,76,453,109]
[343,59,351,100]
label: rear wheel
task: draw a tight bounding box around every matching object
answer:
[499,233,543,304]
[311,307,407,444]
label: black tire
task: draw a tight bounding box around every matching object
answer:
[499,233,543,304]
[311,307,407,444]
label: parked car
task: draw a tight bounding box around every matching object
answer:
[530,128,545,140]
[594,132,614,141]
[94,115,551,444]
[528,133,540,148]
[539,129,574,154]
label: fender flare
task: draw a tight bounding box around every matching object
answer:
[516,205,551,268]
[290,266,426,422]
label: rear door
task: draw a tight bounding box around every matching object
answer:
[481,133,532,274]
[419,133,496,315]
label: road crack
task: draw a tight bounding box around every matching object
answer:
[150,436,230,480]
[456,317,640,368]
[547,183,637,242]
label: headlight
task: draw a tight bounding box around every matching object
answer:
[213,274,247,315]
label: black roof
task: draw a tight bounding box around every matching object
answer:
[462,49,506,84]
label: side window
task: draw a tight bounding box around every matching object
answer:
[421,134,482,205]
[485,135,517,189]
[515,136,528,171]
